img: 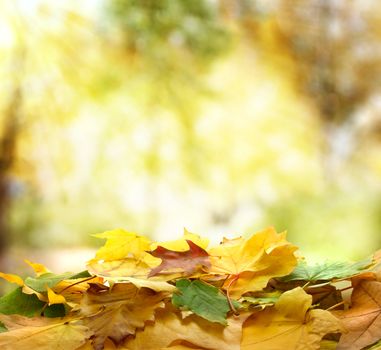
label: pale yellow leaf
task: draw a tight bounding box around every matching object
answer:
[124,306,249,350]
[0,315,92,350]
[104,276,176,292]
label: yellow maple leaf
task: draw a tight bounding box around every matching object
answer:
[124,305,249,350]
[0,314,92,350]
[208,227,297,297]
[150,228,209,252]
[92,229,152,261]
[241,287,342,350]
[88,229,160,280]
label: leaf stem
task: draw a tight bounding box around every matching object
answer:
[226,274,240,315]
[326,300,345,311]
[57,276,97,294]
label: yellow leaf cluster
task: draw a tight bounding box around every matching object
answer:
[2,226,379,349]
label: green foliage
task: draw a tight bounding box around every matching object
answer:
[281,258,373,282]
[109,0,231,66]
[0,288,45,317]
[172,279,232,325]
[24,271,90,293]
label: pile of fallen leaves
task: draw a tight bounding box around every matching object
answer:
[0,227,380,350]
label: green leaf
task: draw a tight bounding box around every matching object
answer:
[0,287,45,317]
[43,303,66,318]
[172,279,231,325]
[24,270,90,293]
[281,257,372,282]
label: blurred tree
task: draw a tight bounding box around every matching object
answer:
[223,0,381,177]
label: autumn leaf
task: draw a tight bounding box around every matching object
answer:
[334,280,381,350]
[0,272,24,287]
[124,305,249,350]
[92,229,153,261]
[24,260,50,276]
[103,276,176,292]
[148,240,211,277]
[0,287,45,317]
[78,283,167,349]
[208,227,297,297]
[281,258,373,282]
[87,230,160,280]
[241,287,342,350]
[172,279,234,325]
[0,314,92,350]
[24,270,91,293]
[150,228,209,251]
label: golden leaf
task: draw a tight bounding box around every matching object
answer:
[0,315,92,350]
[124,306,249,350]
[241,287,342,350]
[79,283,167,349]
[208,227,297,297]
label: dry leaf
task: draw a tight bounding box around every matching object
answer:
[0,315,92,350]
[148,240,210,277]
[335,280,381,350]
[124,306,249,350]
[241,287,342,350]
[79,283,166,349]
[208,227,297,297]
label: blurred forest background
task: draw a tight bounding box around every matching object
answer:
[1,0,381,275]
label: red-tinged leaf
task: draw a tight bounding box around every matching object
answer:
[148,240,210,277]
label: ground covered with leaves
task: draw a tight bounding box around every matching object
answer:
[0,227,380,350]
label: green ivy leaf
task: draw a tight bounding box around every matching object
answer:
[281,257,372,282]
[0,287,45,317]
[172,279,232,325]
[25,270,91,293]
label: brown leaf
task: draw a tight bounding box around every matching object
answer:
[334,280,381,350]
[148,240,211,277]
[124,306,248,350]
[78,283,167,349]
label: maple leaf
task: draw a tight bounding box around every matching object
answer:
[78,283,167,349]
[281,258,373,282]
[124,305,249,350]
[241,287,342,350]
[208,227,297,297]
[150,228,209,251]
[148,240,211,277]
[92,229,152,261]
[0,314,92,350]
[334,280,381,350]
